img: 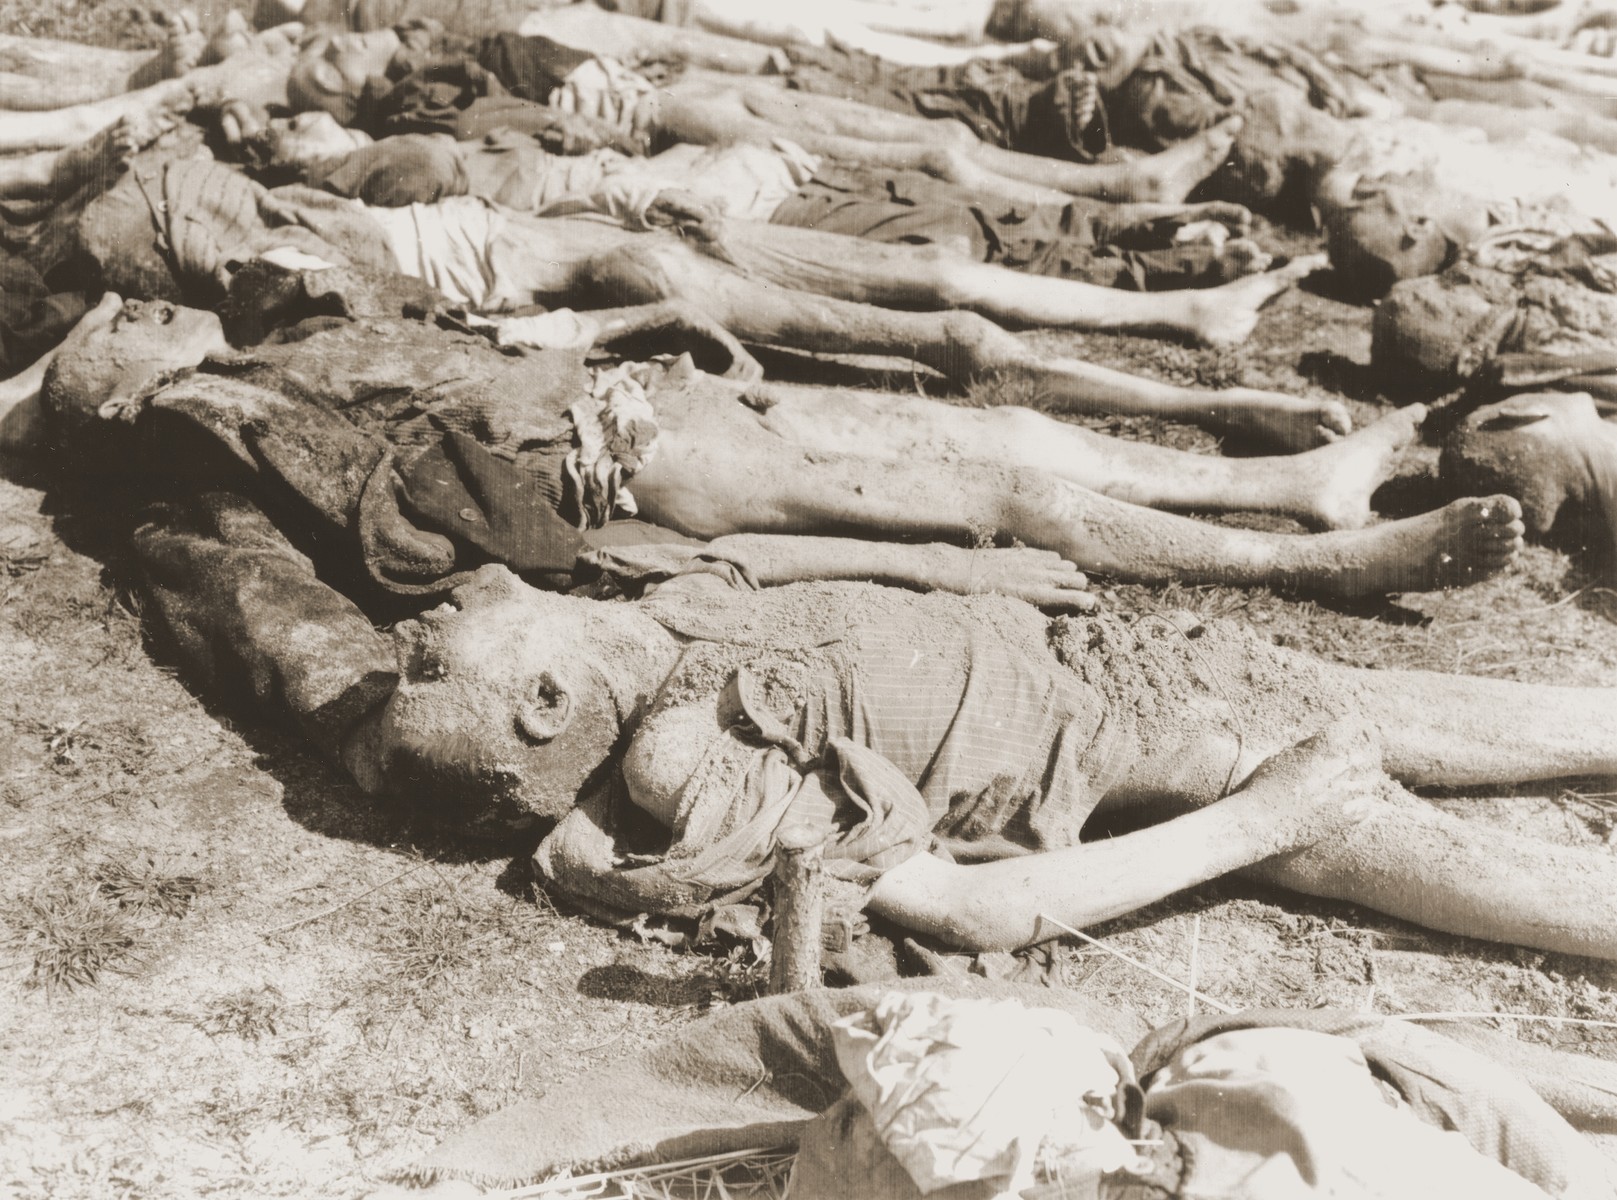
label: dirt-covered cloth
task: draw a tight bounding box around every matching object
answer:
[60,155,396,306]
[399,982,1610,1199]
[1101,28,1363,151]
[79,309,741,600]
[534,589,1135,920]
[309,134,815,224]
[405,980,1143,1190]
[357,33,588,132]
[769,164,1226,289]
[133,490,400,757]
[355,28,648,156]
[188,315,668,571]
[782,43,1109,163]
[305,134,470,208]
[1372,248,1617,398]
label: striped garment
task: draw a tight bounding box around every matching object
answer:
[536,594,1135,918]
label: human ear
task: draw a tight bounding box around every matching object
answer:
[516,672,573,743]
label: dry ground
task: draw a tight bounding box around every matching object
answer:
[5,5,1617,1197]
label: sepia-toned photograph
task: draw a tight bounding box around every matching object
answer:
[4,0,1617,1195]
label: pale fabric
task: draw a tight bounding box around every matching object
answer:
[476,308,599,352]
[548,55,657,130]
[564,361,661,529]
[830,991,1139,1198]
[368,196,508,309]
[1146,1027,1554,1199]
[522,141,822,227]
[1339,115,1617,229]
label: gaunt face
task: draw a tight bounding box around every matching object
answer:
[264,111,375,169]
[44,300,228,430]
[376,566,640,830]
[1327,181,1456,299]
[287,29,400,122]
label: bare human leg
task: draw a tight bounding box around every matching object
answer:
[631,381,1522,599]
[575,236,1350,449]
[873,614,1617,958]
[656,83,1245,205]
[1093,615,1617,957]
[701,217,1321,345]
[750,383,1425,529]
[0,37,291,153]
[867,719,1383,952]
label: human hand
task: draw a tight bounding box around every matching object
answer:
[1236,717,1382,858]
[958,546,1095,611]
[217,99,270,146]
[667,303,762,386]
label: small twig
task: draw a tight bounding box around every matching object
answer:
[1186,915,1201,1020]
[491,1148,789,1199]
[1392,1011,1617,1030]
[257,861,427,938]
[1037,914,1237,1014]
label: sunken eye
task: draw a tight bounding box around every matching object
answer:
[154,305,175,325]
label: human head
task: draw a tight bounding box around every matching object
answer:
[376,566,672,832]
[42,299,227,438]
[1223,91,1350,216]
[287,28,399,123]
[1441,392,1606,544]
[1323,176,1465,301]
[257,110,375,173]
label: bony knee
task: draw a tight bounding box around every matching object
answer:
[938,309,1000,357]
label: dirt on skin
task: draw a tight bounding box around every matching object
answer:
[4,12,1617,1195]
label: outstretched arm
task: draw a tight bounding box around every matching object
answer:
[865,720,1379,952]
[484,300,763,383]
[702,534,1096,609]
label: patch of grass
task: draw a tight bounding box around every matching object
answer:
[199,984,285,1040]
[961,368,1054,411]
[93,853,201,917]
[20,714,155,779]
[373,886,492,996]
[7,884,141,992]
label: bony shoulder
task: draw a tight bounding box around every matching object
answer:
[621,691,731,825]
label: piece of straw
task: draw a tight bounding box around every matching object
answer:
[1038,914,1237,1014]
[1186,915,1201,1020]
[1391,1012,1617,1030]
[490,1149,794,1200]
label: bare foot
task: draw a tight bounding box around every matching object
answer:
[1206,387,1354,453]
[158,9,206,78]
[1189,253,1326,347]
[1177,200,1253,239]
[1290,403,1427,530]
[1212,238,1273,282]
[1136,115,1245,204]
[1231,718,1382,859]
[50,106,181,196]
[957,545,1094,611]
[1285,494,1524,598]
[203,10,256,65]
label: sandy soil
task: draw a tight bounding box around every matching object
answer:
[4,7,1617,1198]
